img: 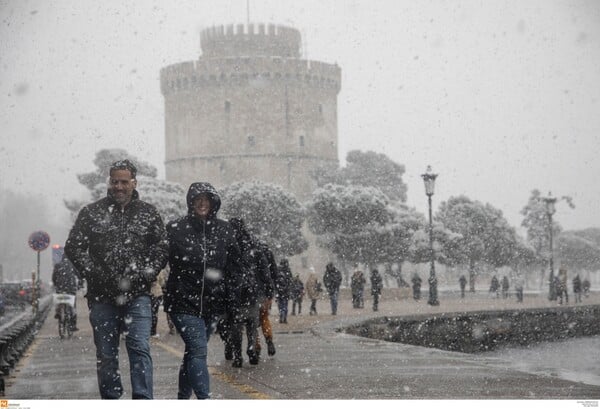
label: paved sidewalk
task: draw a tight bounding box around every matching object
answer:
[4,289,600,399]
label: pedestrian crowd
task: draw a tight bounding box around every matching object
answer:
[56,157,593,400]
[59,158,382,400]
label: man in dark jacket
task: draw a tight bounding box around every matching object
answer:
[65,159,168,400]
[223,218,273,367]
[323,262,342,315]
[52,255,80,330]
[276,258,293,324]
[370,269,383,312]
[164,182,242,399]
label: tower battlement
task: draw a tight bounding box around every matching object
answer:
[160,57,341,95]
[200,23,301,58]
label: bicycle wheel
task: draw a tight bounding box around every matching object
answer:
[58,305,67,339]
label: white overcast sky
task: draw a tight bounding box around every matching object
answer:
[1,0,599,243]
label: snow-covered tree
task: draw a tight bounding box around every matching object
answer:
[220,181,308,258]
[437,195,520,292]
[568,227,600,248]
[556,233,600,274]
[312,150,408,203]
[410,222,463,267]
[306,183,393,271]
[520,189,574,287]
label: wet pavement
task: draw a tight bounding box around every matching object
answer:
[4,289,600,399]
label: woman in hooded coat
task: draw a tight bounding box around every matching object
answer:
[164,182,242,399]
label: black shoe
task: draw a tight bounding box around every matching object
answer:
[267,340,276,356]
[248,352,259,365]
[232,357,243,368]
[71,326,79,332]
[224,346,233,361]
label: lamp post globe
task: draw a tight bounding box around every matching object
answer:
[421,166,439,306]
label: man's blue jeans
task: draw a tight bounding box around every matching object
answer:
[89,295,153,399]
[170,313,210,399]
[329,290,339,314]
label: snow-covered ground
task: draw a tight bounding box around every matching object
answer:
[481,335,600,386]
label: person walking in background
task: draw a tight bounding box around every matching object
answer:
[351,266,366,308]
[323,263,342,315]
[276,258,293,324]
[411,273,422,301]
[582,277,591,297]
[573,274,582,303]
[370,269,383,312]
[51,255,80,332]
[255,241,278,358]
[290,274,304,315]
[65,159,169,400]
[501,276,510,299]
[514,273,525,303]
[557,267,569,305]
[226,218,273,367]
[459,275,467,298]
[306,270,321,315]
[164,182,242,399]
[489,275,500,298]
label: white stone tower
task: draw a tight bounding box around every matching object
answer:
[160,23,341,272]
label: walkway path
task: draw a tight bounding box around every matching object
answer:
[4,289,600,399]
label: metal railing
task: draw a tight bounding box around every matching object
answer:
[0,295,51,395]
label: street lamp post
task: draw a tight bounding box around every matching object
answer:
[543,192,557,301]
[421,165,439,306]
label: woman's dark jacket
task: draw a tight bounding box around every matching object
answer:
[164,182,242,319]
[65,190,169,305]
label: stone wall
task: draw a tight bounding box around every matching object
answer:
[345,305,600,353]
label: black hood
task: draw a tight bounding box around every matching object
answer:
[186,182,221,218]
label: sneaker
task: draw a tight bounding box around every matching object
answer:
[267,340,276,356]
[232,357,243,368]
[151,333,160,338]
